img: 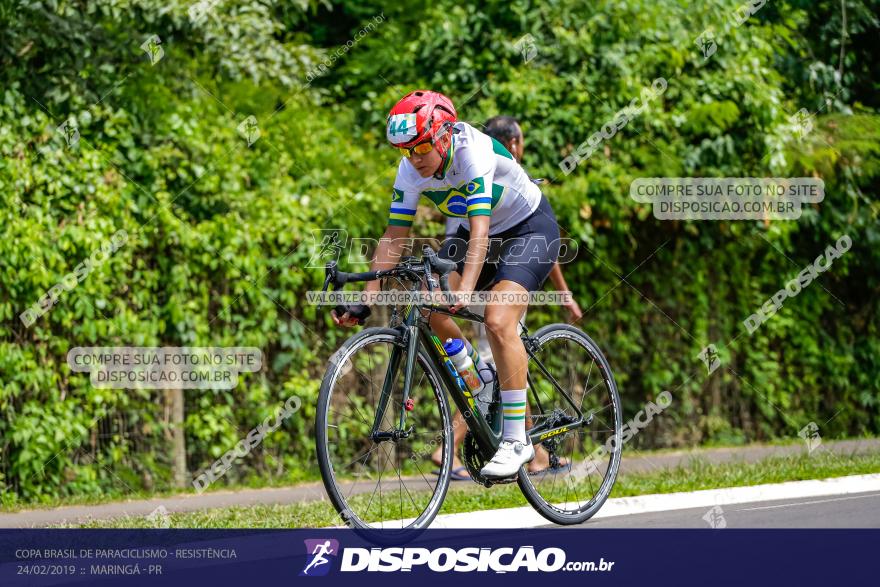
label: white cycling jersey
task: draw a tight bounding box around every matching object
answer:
[388,122,542,235]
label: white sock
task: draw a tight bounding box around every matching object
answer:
[500,389,527,444]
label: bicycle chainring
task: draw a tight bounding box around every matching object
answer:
[461,432,518,487]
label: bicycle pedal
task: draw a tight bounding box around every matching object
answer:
[485,474,518,486]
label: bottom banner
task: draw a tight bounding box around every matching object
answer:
[0,529,875,585]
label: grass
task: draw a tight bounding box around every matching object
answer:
[0,471,326,513]
[8,435,869,513]
[69,449,880,529]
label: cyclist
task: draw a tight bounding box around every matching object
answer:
[332,90,561,478]
[449,115,583,363]
[434,115,579,478]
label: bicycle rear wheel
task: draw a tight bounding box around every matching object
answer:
[517,323,623,525]
[316,327,453,533]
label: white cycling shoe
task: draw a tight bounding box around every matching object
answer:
[480,439,535,479]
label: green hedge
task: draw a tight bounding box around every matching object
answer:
[1,0,878,503]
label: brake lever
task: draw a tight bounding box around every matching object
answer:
[422,245,453,307]
[322,261,337,292]
[423,258,438,292]
[439,273,451,302]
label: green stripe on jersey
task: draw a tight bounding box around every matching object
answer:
[491,137,514,160]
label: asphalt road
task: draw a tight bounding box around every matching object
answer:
[2,438,878,528]
[562,491,880,528]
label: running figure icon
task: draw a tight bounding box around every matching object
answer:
[302,540,335,575]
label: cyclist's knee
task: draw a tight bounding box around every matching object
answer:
[483,311,520,339]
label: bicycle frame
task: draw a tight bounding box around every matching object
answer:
[370,300,589,461]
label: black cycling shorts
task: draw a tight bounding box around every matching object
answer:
[437,194,561,293]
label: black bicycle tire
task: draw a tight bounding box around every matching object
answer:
[516,323,623,525]
[315,327,454,538]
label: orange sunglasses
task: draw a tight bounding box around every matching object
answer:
[398,141,435,158]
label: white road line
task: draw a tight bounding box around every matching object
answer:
[351,473,880,529]
[737,492,880,512]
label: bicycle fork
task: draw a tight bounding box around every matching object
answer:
[369,324,418,442]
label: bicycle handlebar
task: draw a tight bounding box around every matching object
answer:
[321,264,379,290]
[322,246,487,325]
[322,245,457,295]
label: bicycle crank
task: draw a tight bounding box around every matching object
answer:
[461,432,519,487]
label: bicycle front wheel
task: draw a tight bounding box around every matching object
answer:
[517,323,623,525]
[316,327,453,532]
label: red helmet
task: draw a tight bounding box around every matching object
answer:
[386,90,457,149]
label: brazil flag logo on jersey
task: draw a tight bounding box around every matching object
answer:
[420,189,467,217]
[438,191,468,217]
[422,177,485,218]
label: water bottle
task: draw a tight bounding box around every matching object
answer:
[443,338,492,418]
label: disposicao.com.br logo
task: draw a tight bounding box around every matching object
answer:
[300,539,614,574]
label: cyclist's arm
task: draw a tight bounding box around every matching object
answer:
[331,177,417,326]
[459,161,495,293]
[363,225,410,302]
[332,224,409,327]
[548,262,568,291]
[547,261,583,321]
[363,181,420,301]
[460,215,489,292]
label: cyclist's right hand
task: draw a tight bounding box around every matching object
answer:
[331,303,371,327]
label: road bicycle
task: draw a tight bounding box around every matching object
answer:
[315,246,622,533]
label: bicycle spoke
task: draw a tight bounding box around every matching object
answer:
[390,442,422,523]
[377,442,406,526]
[409,451,440,492]
[332,368,377,430]
[328,405,370,429]
[339,442,381,474]
[578,360,595,411]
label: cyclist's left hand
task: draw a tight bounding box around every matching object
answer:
[331,303,371,327]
